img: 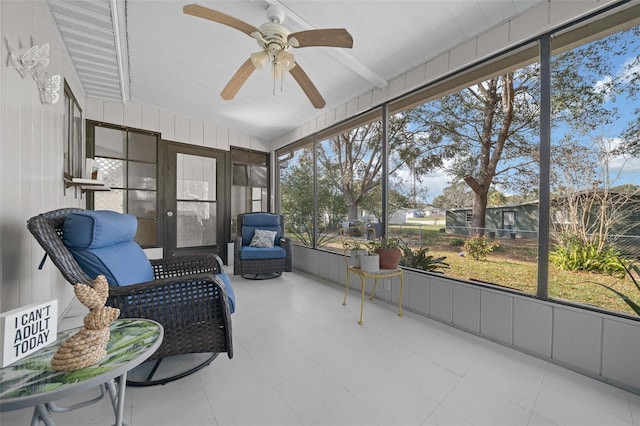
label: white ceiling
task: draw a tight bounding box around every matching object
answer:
[48,0,542,141]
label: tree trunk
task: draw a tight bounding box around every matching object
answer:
[347,204,358,222]
[470,188,489,235]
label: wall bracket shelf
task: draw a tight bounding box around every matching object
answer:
[63,176,111,198]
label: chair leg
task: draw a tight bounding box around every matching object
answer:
[144,358,163,382]
[126,353,218,387]
[342,272,351,306]
[398,273,404,317]
[242,272,282,280]
[370,278,378,300]
[358,276,366,325]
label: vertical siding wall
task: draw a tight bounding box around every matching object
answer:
[270,0,620,150]
[293,246,640,394]
[1,0,86,316]
[84,99,269,152]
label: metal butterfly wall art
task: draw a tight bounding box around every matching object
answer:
[5,37,60,104]
[39,73,61,105]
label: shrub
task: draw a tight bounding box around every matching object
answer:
[550,235,626,276]
[398,239,449,273]
[463,235,499,261]
[449,238,465,247]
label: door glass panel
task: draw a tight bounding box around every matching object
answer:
[128,161,156,189]
[252,187,266,211]
[230,148,269,241]
[177,154,216,200]
[176,153,217,248]
[94,127,125,158]
[177,201,216,247]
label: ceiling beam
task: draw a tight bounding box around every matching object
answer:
[110,0,130,102]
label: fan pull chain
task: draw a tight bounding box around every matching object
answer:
[271,62,286,96]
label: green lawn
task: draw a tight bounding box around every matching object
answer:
[435,248,638,316]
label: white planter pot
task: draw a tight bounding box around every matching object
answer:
[360,253,380,273]
[349,249,368,267]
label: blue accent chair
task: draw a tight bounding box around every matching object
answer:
[234,212,292,279]
[27,208,234,386]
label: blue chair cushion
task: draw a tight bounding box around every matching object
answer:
[63,210,137,249]
[62,210,154,286]
[216,272,236,314]
[239,246,287,260]
[241,213,282,247]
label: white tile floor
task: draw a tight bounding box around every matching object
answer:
[2,269,639,426]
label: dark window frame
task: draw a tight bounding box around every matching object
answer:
[62,81,83,179]
[86,120,160,248]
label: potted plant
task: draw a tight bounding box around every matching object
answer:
[343,239,368,268]
[368,236,401,269]
[359,249,380,272]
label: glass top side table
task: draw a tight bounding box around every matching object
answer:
[0,318,163,426]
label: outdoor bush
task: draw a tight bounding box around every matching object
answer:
[550,235,626,276]
[449,238,465,247]
[463,235,499,261]
[398,239,449,273]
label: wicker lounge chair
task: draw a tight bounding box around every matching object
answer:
[27,208,234,386]
[234,212,292,279]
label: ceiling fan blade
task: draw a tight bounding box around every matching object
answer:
[183,4,262,38]
[220,58,256,100]
[289,63,326,109]
[288,29,353,48]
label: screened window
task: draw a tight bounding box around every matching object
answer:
[316,110,383,252]
[548,24,640,315]
[279,143,314,247]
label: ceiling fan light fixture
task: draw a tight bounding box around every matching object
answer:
[276,51,295,71]
[271,51,295,81]
[250,50,270,69]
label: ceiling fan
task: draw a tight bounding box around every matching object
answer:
[183,3,353,109]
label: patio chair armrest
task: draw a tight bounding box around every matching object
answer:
[280,236,292,272]
[212,254,225,271]
[150,253,223,279]
[107,273,233,360]
[234,236,243,275]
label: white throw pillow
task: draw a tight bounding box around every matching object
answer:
[250,229,277,248]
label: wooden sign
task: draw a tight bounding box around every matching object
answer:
[0,300,58,367]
